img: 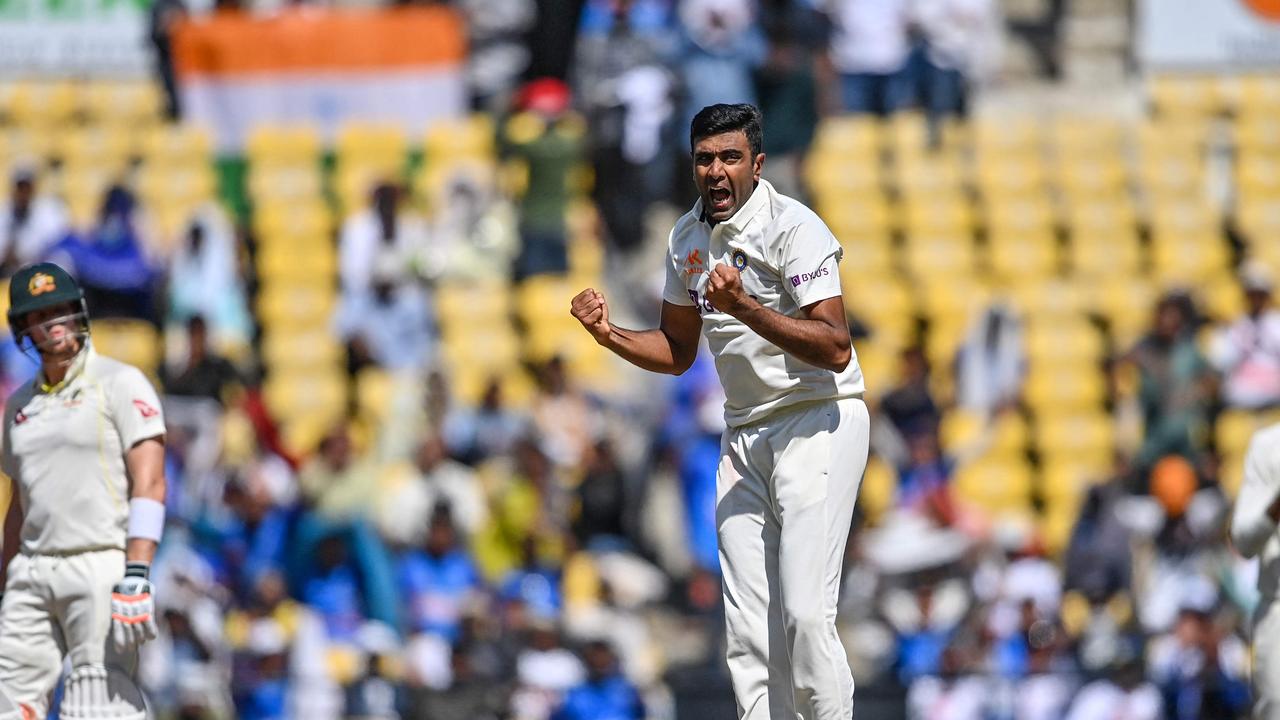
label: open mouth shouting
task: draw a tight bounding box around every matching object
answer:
[708,186,733,215]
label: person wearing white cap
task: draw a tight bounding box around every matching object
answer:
[1210,261,1280,410]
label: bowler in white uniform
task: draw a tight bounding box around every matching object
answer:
[0,262,166,720]
[1231,422,1280,718]
[571,103,870,720]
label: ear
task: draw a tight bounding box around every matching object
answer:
[753,153,766,182]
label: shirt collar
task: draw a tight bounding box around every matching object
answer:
[697,179,773,234]
[39,341,93,394]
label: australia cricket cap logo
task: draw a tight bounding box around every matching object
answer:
[28,272,56,296]
[731,249,748,270]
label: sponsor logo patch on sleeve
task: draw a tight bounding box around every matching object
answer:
[132,399,159,418]
[789,266,830,287]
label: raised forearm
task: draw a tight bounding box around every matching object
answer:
[599,325,692,375]
[731,299,851,372]
[125,439,166,566]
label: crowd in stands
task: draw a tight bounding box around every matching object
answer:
[1,0,1276,719]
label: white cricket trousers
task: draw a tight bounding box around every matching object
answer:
[0,549,135,718]
[717,396,870,720]
[1255,595,1280,719]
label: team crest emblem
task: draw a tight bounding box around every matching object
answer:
[731,249,748,270]
[28,272,56,296]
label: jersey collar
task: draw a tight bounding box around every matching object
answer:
[38,341,94,394]
[697,179,772,235]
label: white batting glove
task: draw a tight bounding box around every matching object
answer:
[111,562,157,652]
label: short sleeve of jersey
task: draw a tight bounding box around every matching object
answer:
[780,220,844,308]
[1,409,14,481]
[663,234,695,306]
[110,367,166,449]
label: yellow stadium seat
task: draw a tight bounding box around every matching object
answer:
[5,126,57,165]
[1024,317,1104,363]
[1234,114,1280,154]
[1094,280,1158,345]
[141,125,213,167]
[902,194,973,234]
[55,126,135,169]
[336,124,407,171]
[974,155,1049,199]
[986,231,1059,281]
[1237,155,1280,198]
[853,342,898,395]
[1138,152,1206,199]
[1216,409,1280,458]
[941,409,1028,458]
[1237,75,1280,116]
[1200,273,1245,322]
[335,164,406,214]
[425,114,497,162]
[246,125,322,166]
[917,276,992,323]
[263,370,347,424]
[1150,231,1230,283]
[1035,411,1115,459]
[92,319,161,373]
[840,234,895,275]
[1024,362,1106,411]
[1150,198,1219,236]
[354,367,397,426]
[1054,156,1128,198]
[1042,458,1111,503]
[858,456,897,526]
[844,275,915,336]
[254,201,333,239]
[257,244,338,283]
[6,81,80,126]
[953,456,1034,516]
[812,115,882,155]
[84,82,163,126]
[1135,120,1210,157]
[1238,198,1280,244]
[1221,451,1246,499]
[256,283,337,328]
[1003,277,1090,319]
[807,154,882,195]
[1050,118,1126,156]
[1149,75,1223,118]
[984,196,1056,235]
[894,155,965,196]
[1068,232,1143,278]
[60,163,123,226]
[1066,197,1139,235]
[819,194,895,237]
[249,164,324,203]
[903,233,976,279]
[415,157,500,214]
[888,112,966,156]
[973,117,1043,156]
[136,163,216,207]
[260,328,344,371]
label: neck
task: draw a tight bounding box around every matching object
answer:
[42,359,70,386]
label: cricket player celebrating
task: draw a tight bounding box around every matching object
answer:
[0,262,165,720]
[1231,423,1280,718]
[571,104,870,720]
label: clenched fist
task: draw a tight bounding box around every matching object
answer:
[705,264,751,316]
[571,288,612,344]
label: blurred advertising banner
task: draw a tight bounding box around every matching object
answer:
[1138,0,1280,69]
[173,6,468,154]
[0,0,150,78]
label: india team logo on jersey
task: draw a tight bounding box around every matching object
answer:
[731,249,748,271]
[28,272,56,296]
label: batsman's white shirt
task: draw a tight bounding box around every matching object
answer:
[2,343,166,555]
[663,179,864,427]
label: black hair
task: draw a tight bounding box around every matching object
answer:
[690,103,764,158]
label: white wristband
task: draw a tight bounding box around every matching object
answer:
[126,498,165,542]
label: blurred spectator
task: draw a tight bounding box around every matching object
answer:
[378,432,488,547]
[904,643,989,719]
[149,0,186,119]
[880,346,943,443]
[427,167,518,282]
[550,640,644,720]
[1122,293,1216,477]
[300,532,371,643]
[910,0,1003,121]
[755,0,828,199]
[408,643,510,720]
[954,302,1024,415]
[298,424,380,519]
[0,165,68,276]
[1064,476,1134,600]
[505,79,584,280]
[338,183,429,299]
[398,504,483,643]
[334,253,437,375]
[1148,582,1250,719]
[456,0,536,113]
[573,438,630,548]
[676,0,766,134]
[442,376,526,465]
[896,430,957,522]
[531,355,597,473]
[1063,636,1163,720]
[1209,261,1280,410]
[168,210,252,348]
[49,184,158,321]
[822,0,914,115]
[512,619,586,719]
[662,349,724,573]
[573,1,678,251]
[343,622,406,720]
[162,315,242,405]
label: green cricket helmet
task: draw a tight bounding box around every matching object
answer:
[7,262,89,346]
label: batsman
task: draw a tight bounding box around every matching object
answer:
[0,262,165,720]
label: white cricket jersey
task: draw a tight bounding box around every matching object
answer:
[2,344,166,555]
[663,179,864,428]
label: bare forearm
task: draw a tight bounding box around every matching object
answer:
[733,300,851,371]
[126,537,158,565]
[600,325,691,375]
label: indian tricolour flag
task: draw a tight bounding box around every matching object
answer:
[173,6,468,154]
